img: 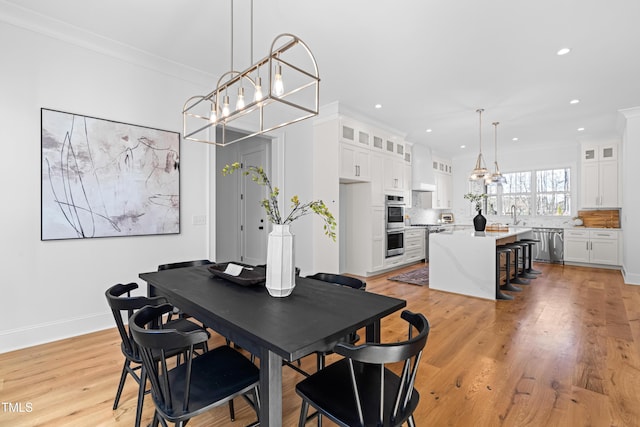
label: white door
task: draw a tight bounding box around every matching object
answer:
[215,131,270,265]
[580,162,600,207]
[239,145,269,266]
[598,161,618,207]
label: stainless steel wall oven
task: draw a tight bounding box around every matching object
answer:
[386,229,405,257]
[385,195,405,257]
[385,195,405,229]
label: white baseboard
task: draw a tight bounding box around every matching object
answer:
[622,267,640,285]
[0,312,114,354]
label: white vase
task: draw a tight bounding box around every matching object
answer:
[265,224,295,297]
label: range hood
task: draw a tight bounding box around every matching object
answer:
[413,182,436,192]
[411,144,436,192]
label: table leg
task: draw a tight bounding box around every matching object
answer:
[259,348,283,426]
[365,319,381,343]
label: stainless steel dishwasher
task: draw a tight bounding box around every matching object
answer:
[532,228,564,264]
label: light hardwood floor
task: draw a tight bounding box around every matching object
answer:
[1,262,639,426]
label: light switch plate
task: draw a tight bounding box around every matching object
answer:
[192,215,207,226]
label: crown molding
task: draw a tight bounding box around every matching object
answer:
[619,106,640,119]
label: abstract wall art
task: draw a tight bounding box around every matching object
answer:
[41,109,180,240]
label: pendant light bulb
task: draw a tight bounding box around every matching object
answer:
[209,102,217,123]
[222,95,230,117]
[274,64,284,96]
[254,76,263,102]
[486,121,507,185]
[236,87,245,110]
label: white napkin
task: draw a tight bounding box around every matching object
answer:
[224,263,245,276]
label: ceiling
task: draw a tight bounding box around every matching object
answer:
[7,0,640,157]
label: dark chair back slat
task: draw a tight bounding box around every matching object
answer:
[157,259,212,271]
[305,272,366,290]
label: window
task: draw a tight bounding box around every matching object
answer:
[536,168,571,215]
[486,168,571,217]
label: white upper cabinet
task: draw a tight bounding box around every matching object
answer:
[357,129,371,148]
[372,135,384,150]
[340,119,357,144]
[432,156,453,209]
[384,155,405,194]
[340,143,371,182]
[339,119,371,182]
[582,143,617,162]
[341,119,371,148]
[580,142,619,208]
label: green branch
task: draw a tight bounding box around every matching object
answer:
[222,163,337,241]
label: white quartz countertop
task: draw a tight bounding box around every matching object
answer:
[435,227,533,240]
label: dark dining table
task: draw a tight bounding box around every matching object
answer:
[139,264,406,426]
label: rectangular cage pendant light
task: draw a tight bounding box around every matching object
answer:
[182,33,320,146]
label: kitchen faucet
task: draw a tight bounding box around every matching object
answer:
[510,205,520,225]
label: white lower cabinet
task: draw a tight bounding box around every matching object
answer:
[564,232,589,263]
[564,229,620,265]
[404,228,425,263]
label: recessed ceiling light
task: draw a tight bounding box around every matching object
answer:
[460,145,466,149]
[557,47,571,56]
[512,137,519,142]
[570,99,580,104]
[577,127,585,131]
[374,104,382,109]
[426,129,432,133]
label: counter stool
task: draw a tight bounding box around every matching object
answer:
[496,245,522,293]
[514,241,538,279]
[505,242,530,285]
[519,238,543,274]
[495,247,514,300]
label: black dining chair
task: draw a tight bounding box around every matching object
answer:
[130,303,260,427]
[158,259,234,348]
[105,282,210,427]
[305,273,366,370]
[157,259,213,271]
[156,259,212,317]
[296,310,430,427]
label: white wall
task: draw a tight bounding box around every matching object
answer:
[273,120,317,276]
[0,11,213,352]
[620,107,640,284]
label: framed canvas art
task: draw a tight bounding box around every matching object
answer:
[41,109,180,240]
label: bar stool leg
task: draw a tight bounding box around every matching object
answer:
[510,245,530,285]
[517,243,537,279]
[523,241,542,274]
[500,248,521,292]
[496,250,513,300]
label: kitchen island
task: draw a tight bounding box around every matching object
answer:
[429,227,533,300]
